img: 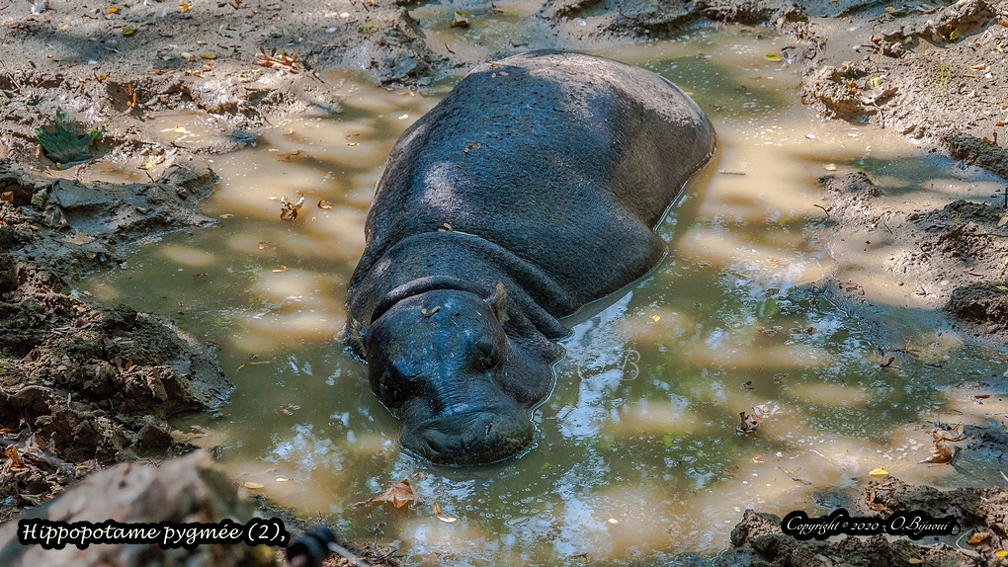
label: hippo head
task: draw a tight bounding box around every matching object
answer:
[350,283,555,465]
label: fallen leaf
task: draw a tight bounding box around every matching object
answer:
[398,114,409,120]
[765,53,782,62]
[5,446,21,468]
[200,53,217,60]
[243,481,264,490]
[737,411,762,435]
[355,480,420,509]
[272,265,288,273]
[280,195,304,220]
[996,550,1008,558]
[36,108,103,165]
[968,531,992,545]
[869,467,889,477]
[123,28,136,37]
[276,149,304,162]
[180,2,191,11]
[949,28,961,40]
[219,213,234,219]
[433,501,458,523]
[651,315,661,323]
[107,6,120,14]
[920,438,955,464]
[0,191,13,203]
[908,559,923,565]
[450,11,469,28]
[255,50,302,72]
[824,163,837,171]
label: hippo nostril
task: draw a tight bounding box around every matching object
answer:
[400,406,533,465]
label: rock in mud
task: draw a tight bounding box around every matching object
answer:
[948,283,1008,332]
[716,508,979,567]
[313,8,444,84]
[804,65,878,122]
[0,451,277,567]
[944,133,1008,181]
[818,171,880,197]
[617,0,701,32]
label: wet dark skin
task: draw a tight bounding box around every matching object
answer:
[347,50,715,465]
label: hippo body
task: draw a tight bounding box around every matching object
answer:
[346,50,715,465]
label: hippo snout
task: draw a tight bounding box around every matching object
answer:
[399,406,534,466]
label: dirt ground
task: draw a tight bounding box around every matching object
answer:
[2,0,1008,565]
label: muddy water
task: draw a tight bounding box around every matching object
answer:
[83,27,1008,566]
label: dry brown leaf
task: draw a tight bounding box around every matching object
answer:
[276,149,303,162]
[355,480,420,509]
[433,501,458,523]
[280,195,304,221]
[255,51,301,72]
[5,446,21,468]
[449,11,469,28]
[968,531,992,545]
[737,411,762,435]
[920,438,955,464]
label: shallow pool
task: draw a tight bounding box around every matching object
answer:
[83,24,1008,567]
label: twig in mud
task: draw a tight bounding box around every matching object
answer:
[813,203,831,218]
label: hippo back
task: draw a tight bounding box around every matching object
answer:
[348,50,715,337]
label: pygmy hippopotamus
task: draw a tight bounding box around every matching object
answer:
[346,50,715,465]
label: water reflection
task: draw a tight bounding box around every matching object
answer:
[81,26,1008,567]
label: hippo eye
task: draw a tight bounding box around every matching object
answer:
[473,337,501,370]
[377,366,414,408]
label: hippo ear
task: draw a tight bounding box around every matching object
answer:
[347,318,368,358]
[486,282,509,324]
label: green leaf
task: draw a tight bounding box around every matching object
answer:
[35,108,103,166]
[758,298,779,319]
